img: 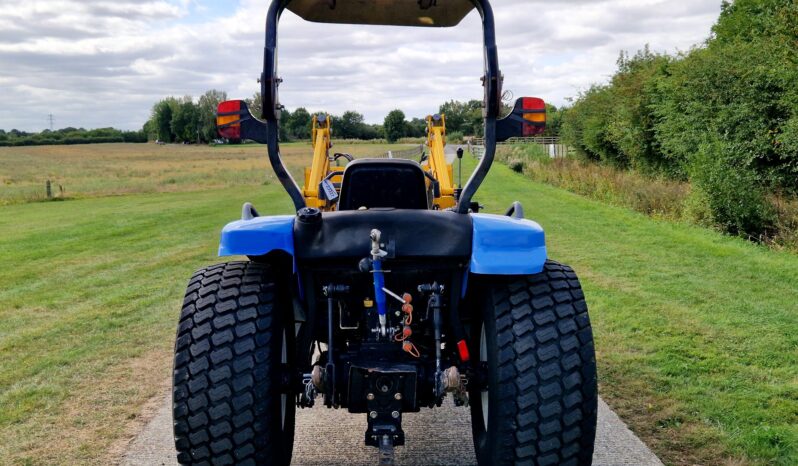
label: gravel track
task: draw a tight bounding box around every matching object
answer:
[122,393,662,465]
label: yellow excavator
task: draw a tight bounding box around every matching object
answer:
[299,112,459,211]
[301,114,345,209]
[421,113,457,209]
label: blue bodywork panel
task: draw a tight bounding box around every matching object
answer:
[218,215,294,257]
[469,213,547,275]
[218,212,546,275]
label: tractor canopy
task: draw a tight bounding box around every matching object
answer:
[285,0,476,27]
[245,0,542,214]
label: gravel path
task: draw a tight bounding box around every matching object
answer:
[121,393,662,465]
[444,144,466,164]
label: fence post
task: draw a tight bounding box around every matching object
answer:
[46,180,52,199]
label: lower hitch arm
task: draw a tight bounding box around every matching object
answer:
[322,284,349,407]
[419,282,445,400]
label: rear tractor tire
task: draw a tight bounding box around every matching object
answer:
[470,260,598,466]
[173,261,296,466]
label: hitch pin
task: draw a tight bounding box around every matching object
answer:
[382,287,406,304]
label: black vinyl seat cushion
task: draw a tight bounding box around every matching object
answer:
[338,159,429,210]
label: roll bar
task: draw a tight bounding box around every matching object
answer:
[260,0,501,213]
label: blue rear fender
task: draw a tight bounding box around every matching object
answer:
[217,211,546,276]
[469,213,547,275]
[218,215,294,257]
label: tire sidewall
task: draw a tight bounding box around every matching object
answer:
[470,279,502,466]
[271,309,296,465]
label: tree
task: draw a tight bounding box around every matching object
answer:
[246,91,263,119]
[337,110,366,139]
[439,100,467,133]
[560,84,618,165]
[464,99,484,136]
[142,118,155,141]
[439,99,483,135]
[279,108,293,142]
[361,124,382,140]
[171,97,200,142]
[198,89,228,142]
[407,117,426,138]
[383,109,406,143]
[289,107,311,140]
[538,103,560,137]
[153,100,174,142]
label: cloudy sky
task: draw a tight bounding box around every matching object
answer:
[0,0,722,132]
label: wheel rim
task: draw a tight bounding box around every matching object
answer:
[480,323,489,432]
[280,327,287,429]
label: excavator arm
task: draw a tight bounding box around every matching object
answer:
[422,114,457,209]
[297,111,468,211]
[303,114,344,209]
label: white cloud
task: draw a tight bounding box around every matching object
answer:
[0,0,722,131]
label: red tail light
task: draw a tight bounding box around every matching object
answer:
[217,100,243,139]
[457,339,470,362]
[521,97,546,135]
[522,97,546,110]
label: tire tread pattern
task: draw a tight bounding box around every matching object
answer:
[490,260,598,466]
[173,261,289,466]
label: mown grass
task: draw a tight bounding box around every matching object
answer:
[0,186,295,464]
[0,142,412,205]
[476,158,798,466]
[0,145,795,465]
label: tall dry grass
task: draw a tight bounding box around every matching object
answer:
[0,142,416,205]
[768,194,798,251]
[496,145,798,252]
[498,145,689,219]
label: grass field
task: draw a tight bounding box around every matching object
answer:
[0,142,408,205]
[0,144,796,465]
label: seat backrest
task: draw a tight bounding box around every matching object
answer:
[338,159,429,210]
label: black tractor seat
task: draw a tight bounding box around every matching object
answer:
[338,158,429,210]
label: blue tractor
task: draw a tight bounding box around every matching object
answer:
[173,1,598,465]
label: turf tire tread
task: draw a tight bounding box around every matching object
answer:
[173,261,290,466]
[485,260,598,466]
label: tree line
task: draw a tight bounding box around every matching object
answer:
[0,127,146,147]
[143,90,229,144]
[1,90,564,148]
[560,0,798,238]
[144,91,558,144]
[275,101,484,143]
[251,93,491,143]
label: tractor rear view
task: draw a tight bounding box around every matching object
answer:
[172,1,598,465]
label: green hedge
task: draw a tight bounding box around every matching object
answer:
[561,0,798,238]
[0,132,145,147]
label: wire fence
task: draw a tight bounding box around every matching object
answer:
[347,138,569,162]
[363,144,426,160]
[471,136,561,146]
[468,137,569,159]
